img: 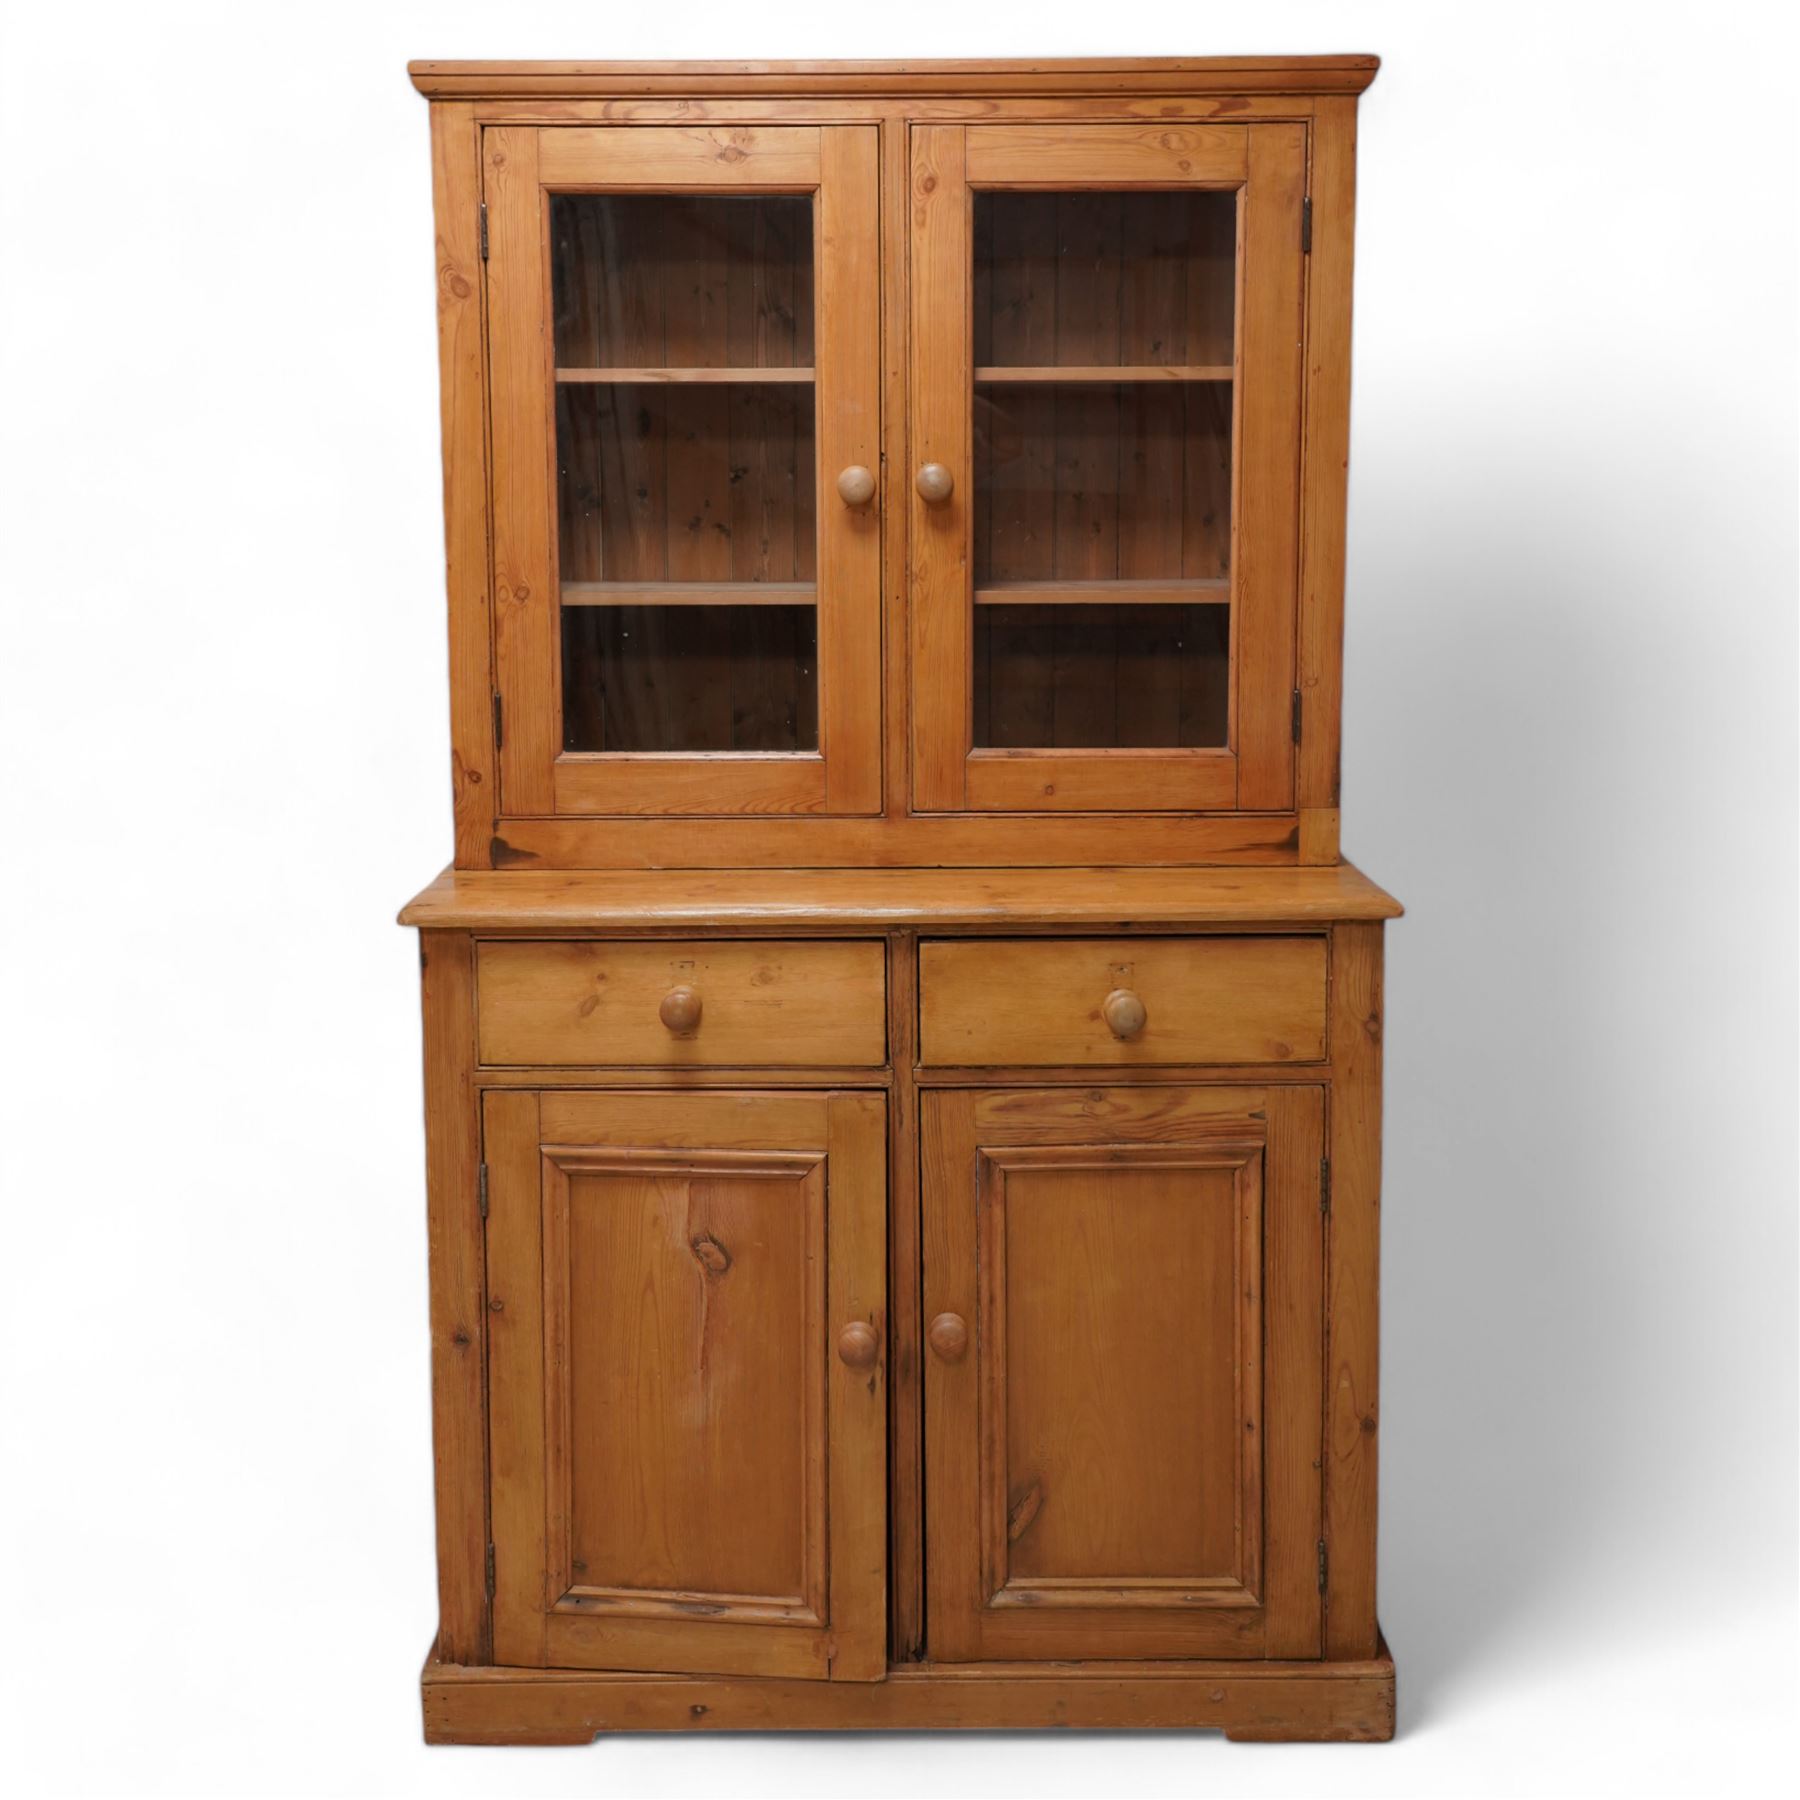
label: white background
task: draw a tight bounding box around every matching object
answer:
[1,2,1794,1795]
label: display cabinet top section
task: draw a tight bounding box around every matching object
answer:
[406,56,1381,100]
[400,863,1402,931]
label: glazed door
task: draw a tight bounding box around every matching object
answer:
[922,1085,1324,1660]
[485,127,882,816]
[910,124,1307,812]
[484,1090,887,1679]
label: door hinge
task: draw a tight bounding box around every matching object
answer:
[1320,1158,1332,1214]
[1291,688,1303,744]
[477,1162,489,1220]
[479,200,489,261]
[485,1542,496,1599]
[492,692,504,750]
[1318,1538,1329,1591]
[1301,195,1313,254]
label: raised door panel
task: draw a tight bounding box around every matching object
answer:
[922,1085,1323,1660]
[486,1090,886,1679]
[910,122,1307,814]
[485,125,882,819]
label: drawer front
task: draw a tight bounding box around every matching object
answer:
[917,936,1327,1067]
[477,940,887,1067]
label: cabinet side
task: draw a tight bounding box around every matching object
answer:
[419,929,492,1662]
[1295,96,1360,864]
[427,101,498,869]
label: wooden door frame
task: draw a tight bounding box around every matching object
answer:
[483,124,884,819]
[483,1087,887,1680]
[908,121,1307,815]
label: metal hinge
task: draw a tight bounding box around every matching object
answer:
[1317,1539,1328,1591]
[477,1162,489,1220]
[1301,195,1313,254]
[479,200,489,261]
[492,693,504,750]
[1320,1158,1332,1214]
[485,1543,496,1599]
[1291,689,1303,744]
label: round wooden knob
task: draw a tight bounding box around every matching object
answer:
[658,985,702,1034]
[837,1322,880,1370]
[927,1312,969,1363]
[836,464,876,506]
[915,461,954,503]
[1102,988,1148,1040]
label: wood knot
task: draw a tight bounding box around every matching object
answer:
[690,1234,732,1278]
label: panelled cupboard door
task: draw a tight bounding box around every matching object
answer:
[911,124,1308,813]
[485,126,882,817]
[484,1090,887,1679]
[922,1085,1325,1660]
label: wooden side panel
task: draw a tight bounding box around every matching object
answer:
[476,938,887,1067]
[917,935,1326,1067]
[1233,124,1307,809]
[1296,98,1359,843]
[909,124,971,809]
[419,931,489,1662]
[426,107,497,869]
[1325,922,1384,1658]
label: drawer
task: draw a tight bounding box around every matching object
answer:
[476,940,887,1067]
[917,936,1327,1067]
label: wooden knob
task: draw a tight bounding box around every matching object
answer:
[658,985,702,1034]
[836,464,876,506]
[927,1312,969,1363]
[837,1322,880,1370]
[915,461,954,503]
[1101,988,1147,1040]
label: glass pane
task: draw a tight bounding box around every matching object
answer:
[562,605,817,752]
[971,191,1236,752]
[974,604,1227,749]
[548,195,818,755]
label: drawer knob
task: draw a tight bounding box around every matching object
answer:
[658,985,702,1034]
[836,463,876,506]
[928,1312,969,1363]
[1102,987,1148,1040]
[837,1321,880,1370]
[915,461,954,503]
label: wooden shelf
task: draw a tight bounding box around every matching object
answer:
[561,582,817,609]
[974,579,1229,606]
[555,366,815,385]
[975,365,1233,384]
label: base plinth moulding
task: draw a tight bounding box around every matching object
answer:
[421,1637,1397,1744]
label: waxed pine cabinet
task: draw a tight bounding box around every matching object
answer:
[402,55,1399,1745]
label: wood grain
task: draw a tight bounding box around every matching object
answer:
[421,1649,1397,1742]
[917,935,1328,1065]
[537,125,821,186]
[418,932,489,1664]
[1325,922,1384,1658]
[410,57,1384,101]
[403,862,1403,929]
[965,123,1248,185]
[475,938,886,1066]
[922,1085,1324,1660]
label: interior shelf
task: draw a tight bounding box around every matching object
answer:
[974,579,1230,606]
[555,366,815,385]
[561,581,817,608]
[975,365,1233,384]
